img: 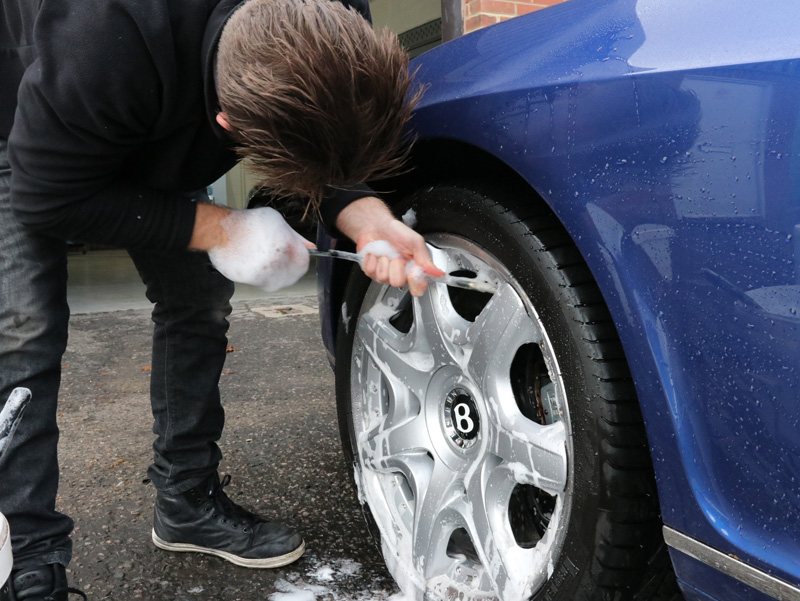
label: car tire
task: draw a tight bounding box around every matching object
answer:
[335,183,664,601]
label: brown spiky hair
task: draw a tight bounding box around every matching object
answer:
[217,0,424,214]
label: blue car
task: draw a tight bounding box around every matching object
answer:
[316,1,800,600]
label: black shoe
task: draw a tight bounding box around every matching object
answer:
[152,473,305,568]
[8,564,86,601]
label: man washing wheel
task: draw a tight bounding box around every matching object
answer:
[0,0,442,597]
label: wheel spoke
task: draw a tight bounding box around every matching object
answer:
[364,414,431,462]
[464,459,544,601]
[414,284,454,367]
[357,311,434,402]
[359,416,434,500]
[411,461,463,578]
[493,418,567,494]
[466,282,541,387]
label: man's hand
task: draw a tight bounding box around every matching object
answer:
[335,197,445,297]
[191,204,312,292]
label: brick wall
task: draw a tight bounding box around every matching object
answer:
[464,0,569,33]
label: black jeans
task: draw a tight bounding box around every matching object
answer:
[128,249,233,493]
[0,138,234,570]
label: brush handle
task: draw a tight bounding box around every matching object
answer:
[309,248,497,293]
[308,248,362,262]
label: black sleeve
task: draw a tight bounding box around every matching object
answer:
[0,0,40,137]
[319,183,375,239]
[8,0,197,251]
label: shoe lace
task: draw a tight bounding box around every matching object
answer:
[207,474,264,531]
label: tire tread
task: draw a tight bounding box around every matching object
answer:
[480,185,665,600]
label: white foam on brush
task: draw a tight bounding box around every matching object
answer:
[357,240,450,292]
[404,261,427,288]
[357,240,402,261]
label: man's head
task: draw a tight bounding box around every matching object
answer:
[216,0,423,211]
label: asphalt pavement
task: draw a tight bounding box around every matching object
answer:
[57,292,399,600]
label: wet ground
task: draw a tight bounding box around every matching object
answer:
[58,295,398,600]
[55,293,684,601]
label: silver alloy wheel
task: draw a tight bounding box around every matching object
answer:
[349,235,574,601]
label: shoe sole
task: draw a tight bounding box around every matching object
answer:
[151,530,305,568]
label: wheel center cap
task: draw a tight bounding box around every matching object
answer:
[444,388,480,449]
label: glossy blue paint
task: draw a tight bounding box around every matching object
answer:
[319,0,800,597]
[676,584,722,601]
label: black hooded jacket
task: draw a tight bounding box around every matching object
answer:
[1,0,371,250]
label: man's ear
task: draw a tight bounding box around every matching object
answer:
[216,112,232,131]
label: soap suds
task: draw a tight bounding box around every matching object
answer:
[357,240,441,290]
[208,207,310,292]
[404,261,427,288]
[357,240,402,261]
[341,302,350,334]
[401,209,417,228]
[268,555,394,601]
